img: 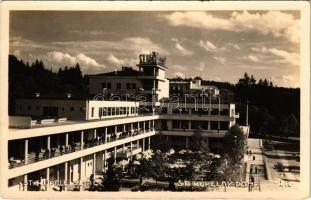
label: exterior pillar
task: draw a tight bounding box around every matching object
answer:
[94,129,97,139]
[131,123,134,132]
[46,167,50,191]
[123,124,126,132]
[122,144,125,153]
[130,142,133,160]
[24,139,28,164]
[148,121,151,131]
[103,150,107,173]
[148,136,151,149]
[23,174,27,191]
[188,120,191,130]
[68,162,72,185]
[79,158,83,191]
[143,121,145,132]
[65,133,69,146]
[47,136,51,150]
[64,162,68,190]
[104,127,108,143]
[138,122,140,130]
[56,166,60,182]
[142,138,145,151]
[152,120,155,129]
[114,147,117,164]
[137,140,139,148]
[93,153,96,175]
[208,121,211,130]
[81,131,84,149]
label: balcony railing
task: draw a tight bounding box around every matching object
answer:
[8,128,155,169]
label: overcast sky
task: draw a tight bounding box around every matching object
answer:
[10,11,300,87]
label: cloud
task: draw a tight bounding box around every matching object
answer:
[173,72,186,78]
[46,51,105,73]
[242,55,259,63]
[271,75,299,87]
[171,38,193,56]
[251,47,299,66]
[162,11,299,44]
[213,56,226,64]
[198,40,218,52]
[171,64,187,71]
[195,62,205,72]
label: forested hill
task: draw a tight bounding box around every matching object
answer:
[9,55,300,137]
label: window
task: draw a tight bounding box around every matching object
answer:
[91,107,95,117]
[117,83,121,89]
[132,83,136,89]
[126,83,131,89]
[107,82,111,89]
[101,82,106,88]
[70,107,75,111]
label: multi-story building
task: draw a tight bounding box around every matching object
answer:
[6,52,249,192]
[89,52,169,101]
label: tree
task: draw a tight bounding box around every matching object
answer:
[223,125,246,164]
[103,157,121,191]
[129,151,154,190]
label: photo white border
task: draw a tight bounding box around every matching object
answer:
[0,1,309,199]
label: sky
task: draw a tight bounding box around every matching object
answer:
[9,11,300,88]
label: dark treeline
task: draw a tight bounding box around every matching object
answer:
[9,55,300,137]
[9,55,89,114]
[235,73,300,138]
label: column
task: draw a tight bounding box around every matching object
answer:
[148,137,151,149]
[114,147,117,164]
[188,121,191,130]
[186,137,189,151]
[148,121,151,131]
[123,124,126,132]
[81,131,84,149]
[103,150,107,173]
[130,142,133,160]
[47,136,51,150]
[104,127,108,143]
[65,133,69,146]
[142,138,145,151]
[137,140,139,148]
[23,174,27,191]
[68,162,71,185]
[138,122,140,130]
[208,121,211,130]
[56,166,60,182]
[24,139,28,164]
[152,120,155,129]
[143,121,146,132]
[131,123,134,134]
[64,162,68,191]
[93,153,96,175]
[46,167,50,191]
[94,129,97,139]
[79,157,83,191]
[122,144,125,153]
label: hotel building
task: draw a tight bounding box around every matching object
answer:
[7,52,248,191]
